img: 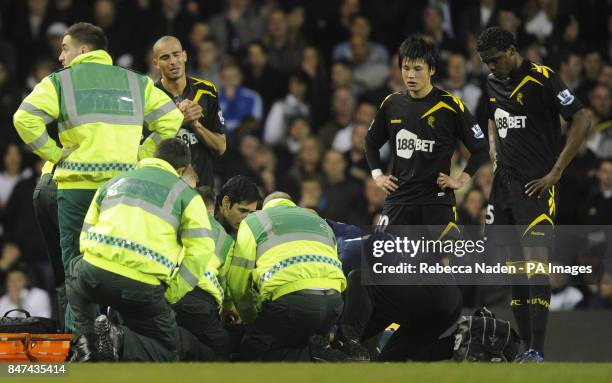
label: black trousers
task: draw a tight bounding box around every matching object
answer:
[172,287,229,360]
[66,256,179,361]
[341,270,462,361]
[32,173,66,327]
[239,290,343,361]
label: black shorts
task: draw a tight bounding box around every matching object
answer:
[487,168,558,247]
[379,204,460,240]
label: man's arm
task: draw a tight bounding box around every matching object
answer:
[13,76,63,163]
[140,79,183,159]
[438,100,490,190]
[488,119,498,168]
[166,193,216,303]
[191,120,227,155]
[525,108,592,197]
[525,72,591,197]
[226,221,258,323]
[365,94,398,193]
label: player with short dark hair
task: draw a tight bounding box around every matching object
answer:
[477,26,592,362]
[215,175,261,235]
[365,35,489,235]
[153,36,227,187]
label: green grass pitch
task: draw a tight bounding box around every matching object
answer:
[16,363,612,383]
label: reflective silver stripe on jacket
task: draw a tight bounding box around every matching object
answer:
[58,69,144,132]
[18,101,55,124]
[253,211,335,260]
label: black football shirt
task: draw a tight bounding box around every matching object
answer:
[155,76,225,186]
[365,87,488,206]
[486,60,583,183]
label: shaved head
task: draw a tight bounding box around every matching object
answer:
[153,36,187,81]
[153,35,183,56]
[263,191,293,206]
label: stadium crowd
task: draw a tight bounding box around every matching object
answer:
[0,0,610,324]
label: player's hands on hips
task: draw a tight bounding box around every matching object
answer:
[178,99,202,123]
[437,172,464,190]
[374,174,398,195]
[525,169,561,198]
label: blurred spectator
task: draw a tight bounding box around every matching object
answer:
[264,8,305,76]
[330,59,363,97]
[557,51,583,91]
[280,136,323,199]
[320,0,361,57]
[186,21,209,61]
[301,46,330,127]
[0,59,21,144]
[3,159,49,289]
[587,272,612,309]
[4,0,54,80]
[145,48,160,80]
[550,264,584,311]
[286,6,306,47]
[253,145,277,195]
[319,86,355,149]
[578,159,612,225]
[332,101,375,153]
[547,14,582,62]
[523,0,557,42]
[345,35,388,91]
[460,0,498,39]
[23,58,56,98]
[146,0,195,47]
[597,63,612,90]
[333,15,389,67]
[94,0,134,67]
[0,268,50,318]
[193,38,222,88]
[585,85,611,159]
[242,40,286,115]
[320,149,367,224]
[576,48,604,101]
[208,0,263,56]
[45,21,67,59]
[422,5,459,73]
[364,177,385,225]
[0,243,22,288]
[299,176,324,212]
[345,122,370,181]
[219,131,263,186]
[0,144,30,212]
[364,53,405,106]
[218,59,263,134]
[497,7,523,43]
[459,188,486,226]
[441,52,482,114]
[522,41,544,64]
[263,71,310,147]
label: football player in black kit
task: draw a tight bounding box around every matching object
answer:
[365,35,489,236]
[477,27,592,362]
[334,35,488,362]
[153,36,226,187]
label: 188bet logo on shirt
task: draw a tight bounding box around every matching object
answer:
[178,128,198,145]
[396,129,435,159]
[494,108,527,138]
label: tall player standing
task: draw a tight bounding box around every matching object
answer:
[477,27,592,362]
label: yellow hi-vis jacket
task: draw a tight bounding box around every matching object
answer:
[13,50,183,190]
[226,198,346,323]
[80,158,215,294]
[166,212,235,306]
